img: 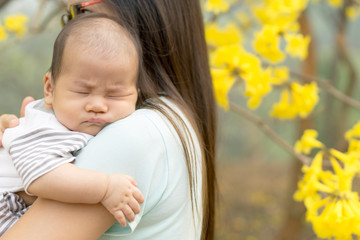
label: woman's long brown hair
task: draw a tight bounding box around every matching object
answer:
[105,1,217,239]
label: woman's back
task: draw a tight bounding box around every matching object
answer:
[75,98,202,239]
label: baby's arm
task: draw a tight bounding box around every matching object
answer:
[27,163,144,226]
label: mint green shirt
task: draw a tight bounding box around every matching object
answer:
[75,99,202,240]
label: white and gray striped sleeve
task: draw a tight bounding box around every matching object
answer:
[8,127,89,194]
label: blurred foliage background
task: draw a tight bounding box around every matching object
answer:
[0,0,63,113]
[1,0,360,239]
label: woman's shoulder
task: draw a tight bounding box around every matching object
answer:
[75,97,195,171]
[101,107,170,142]
[74,112,167,181]
[75,101,179,171]
[113,107,165,128]
[100,97,185,142]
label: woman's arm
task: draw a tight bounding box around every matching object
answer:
[1,198,116,240]
[2,109,168,239]
[1,97,143,225]
[15,191,37,206]
[0,101,114,238]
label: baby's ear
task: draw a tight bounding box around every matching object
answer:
[43,72,54,106]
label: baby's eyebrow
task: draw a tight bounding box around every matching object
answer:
[107,85,128,93]
[73,79,95,88]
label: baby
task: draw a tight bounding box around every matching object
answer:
[0,13,144,235]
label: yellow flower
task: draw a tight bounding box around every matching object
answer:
[0,23,8,41]
[284,33,311,60]
[270,89,297,119]
[294,143,360,240]
[345,120,360,141]
[205,0,230,14]
[291,81,319,118]
[243,68,273,109]
[330,149,356,165]
[253,25,285,63]
[295,148,360,239]
[348,140,360,154]
[295,129,323,154]
[326,0,343,8]
[330,148,360,177]
[312,199,359,240]
[205,22,242,48]
[304,195,329,221]
[238,50,262,78]
[209,46,270,110]
[294,151,325,201]
[288,21,300,32]
[286,0,309,12]
[4,13,28,37]
[210,44,243,69]
[235,11,251,29]
[271,66,289,85]
[346,6,359,20]
[271,82,319,119]
[246,97,260,109]
[253,0,307,32]
[312,194,360,239]
[209,45,241,110]
[211,68,236,110]
[329,156,355,192]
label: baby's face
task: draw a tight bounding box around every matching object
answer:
[45,41,138,136]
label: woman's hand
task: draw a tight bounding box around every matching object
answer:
[0,96,34,147]
[0,114,19,146]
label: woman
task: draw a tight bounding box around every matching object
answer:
[0,0,217,239]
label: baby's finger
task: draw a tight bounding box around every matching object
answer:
[126,176,137,186]
[132,187,144,204]
[20,96,35,117]
[0,114,19,129]
[129,198,141,214]
[122,205,135,222]
[114,210,127,227]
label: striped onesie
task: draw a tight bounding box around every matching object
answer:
[0,99,91,236]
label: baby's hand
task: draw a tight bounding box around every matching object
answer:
[101,174,144,227]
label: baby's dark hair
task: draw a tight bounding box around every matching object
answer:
[50,13,143,84]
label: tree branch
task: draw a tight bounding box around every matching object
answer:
[31,1,66,33]
[0,0,10,9]
[290,70,360,111]
[30,0,47,31]
[229,101,311,165]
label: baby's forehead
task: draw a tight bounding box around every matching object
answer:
[72,77,127,87]
[66,18,138,58]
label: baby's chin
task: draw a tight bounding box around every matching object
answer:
[73,125,104,136]
[83,128,102,136]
